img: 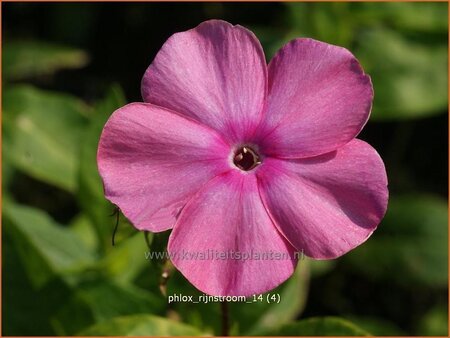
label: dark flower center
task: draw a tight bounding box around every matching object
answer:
[233,146,261,171]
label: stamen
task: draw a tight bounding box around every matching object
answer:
[233,146,261,171]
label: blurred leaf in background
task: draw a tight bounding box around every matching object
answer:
[416,304,449,336]
[3,208,74,335]
[344,316,406,336]
[264,317,371,336]
[52,279,165,335]
[356,29,447,120]
[3,201,96,288]
[78,314,204,336]
[3,40,89,81]
[3,86,90,192]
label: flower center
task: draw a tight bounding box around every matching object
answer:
[233,146,261,171]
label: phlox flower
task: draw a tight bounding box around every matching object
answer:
[97,20,388,296]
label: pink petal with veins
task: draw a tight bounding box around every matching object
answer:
[169,171,296,296]
[142,20,267,143]
[256,38,373,158]
[97,103,229,232]
[257,139,388,259]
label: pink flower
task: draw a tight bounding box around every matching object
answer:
[97,20,388,296]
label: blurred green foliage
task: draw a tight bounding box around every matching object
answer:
[3,86,90,192]
[3,40,89,81]
[265,317,371,336]
[2,2,448,337]
[79,314,204,336]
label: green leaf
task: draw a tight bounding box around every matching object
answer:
[2,138,15,192]
[51,280,165,335]
[357,29,448,120]
[387,2,448,32]
[3,85,89,191]
[3,201,96,288]
[265,317,371,336]
[345,194,448,287]
[2,227,70,335]
[69,213,100,252]
[97,232,151,283]
[70,213,150,285]
[3,40,89,81]
[287,3,355,47]
[353,2,448,33]
[77,84,127,251]
[78,314,204,336]
[345,316,406,336]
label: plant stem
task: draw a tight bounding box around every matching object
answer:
[221,301,229,336]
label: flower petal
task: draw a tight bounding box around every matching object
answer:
[256,38,373,158]
[97,103,229,232]
[168,172,297,296]
[257,139,388,259]
[141,20,267,143]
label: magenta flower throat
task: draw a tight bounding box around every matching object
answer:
[97,20,389,296]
